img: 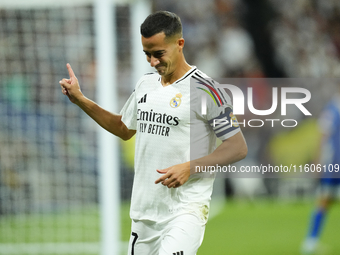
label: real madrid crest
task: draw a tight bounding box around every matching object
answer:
[230,112,239,127]
[170,93,182,108]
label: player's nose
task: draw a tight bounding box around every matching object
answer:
[150,56,160,67]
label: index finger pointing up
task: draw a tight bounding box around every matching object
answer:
[66,63,76,78]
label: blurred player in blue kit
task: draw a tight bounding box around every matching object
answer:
[301,87,340,254]
[59,11,247,255]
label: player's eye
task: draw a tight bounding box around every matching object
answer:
[144,52,151,58]
[154,52,164,58]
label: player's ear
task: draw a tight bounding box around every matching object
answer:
[177,38,185,50]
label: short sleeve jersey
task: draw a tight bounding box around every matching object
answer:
[120,66,240,222]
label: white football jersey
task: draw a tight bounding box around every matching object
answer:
[120,66,240,223]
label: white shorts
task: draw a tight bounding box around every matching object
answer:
[127,213,206,255]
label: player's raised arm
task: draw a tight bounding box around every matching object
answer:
[59,63,136,140]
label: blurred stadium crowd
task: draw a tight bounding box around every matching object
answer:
[1,0,340,216]
[155,0,340,78]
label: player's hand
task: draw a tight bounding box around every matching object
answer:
[155,162,190,188]
[59,63,83,104]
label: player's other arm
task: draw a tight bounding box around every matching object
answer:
[192,131,247,170]
[59,63,136,141]
[156,131,247,188]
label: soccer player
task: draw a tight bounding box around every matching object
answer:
[59,11,247,255]
[301,89,340,254]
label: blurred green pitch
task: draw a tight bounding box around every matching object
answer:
[1,201,339,255]
[199,200,340,255]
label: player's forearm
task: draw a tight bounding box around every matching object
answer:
[76,96,135,140]
[155,131,247,188]
[190,131,247,173]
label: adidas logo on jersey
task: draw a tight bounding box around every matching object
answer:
[138,94,147,103]
[173,252,184,255]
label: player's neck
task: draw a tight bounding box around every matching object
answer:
[161,60,191,86]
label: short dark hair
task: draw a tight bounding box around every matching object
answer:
[141,11,182,39]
